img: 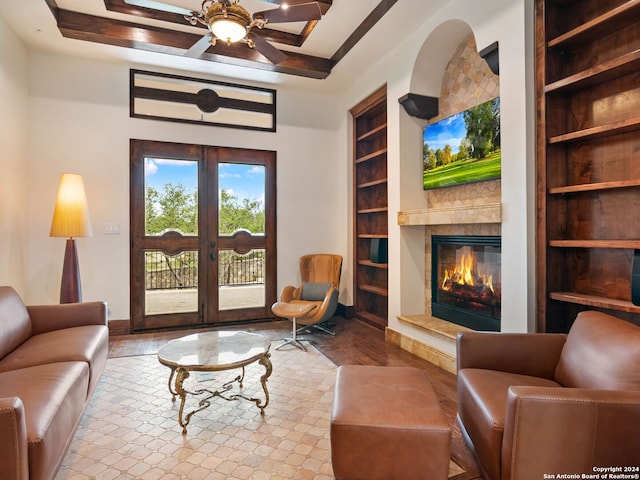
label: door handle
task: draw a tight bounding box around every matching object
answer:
[210,252,216,261]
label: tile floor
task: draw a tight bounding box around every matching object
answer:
[57,345,336,479]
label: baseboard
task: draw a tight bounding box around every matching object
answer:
[337,303,354,319]
[108,319,130,336]
[109,303,353,337]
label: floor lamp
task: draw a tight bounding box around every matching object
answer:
[50,173,93,304]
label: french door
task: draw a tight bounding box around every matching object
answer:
[130,140,277,331]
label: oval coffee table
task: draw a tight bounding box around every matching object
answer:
[157,330,272,433]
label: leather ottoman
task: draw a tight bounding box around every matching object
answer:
[330,365,451,480]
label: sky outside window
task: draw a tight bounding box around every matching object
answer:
[144,158,264,204]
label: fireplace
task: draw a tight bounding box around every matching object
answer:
[432,235,501,331]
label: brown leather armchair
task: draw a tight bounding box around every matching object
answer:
[272,254,342,350]
[456,311,640,480]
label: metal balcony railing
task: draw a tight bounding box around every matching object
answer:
[145,250,265,290]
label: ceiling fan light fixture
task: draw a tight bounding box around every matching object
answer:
[211,18,246,43]
[205,2,251,45]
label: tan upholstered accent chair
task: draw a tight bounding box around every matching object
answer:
[272,254,342,350]
[456,311,640,480]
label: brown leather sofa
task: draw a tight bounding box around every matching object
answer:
[457,310,640,480]
[0,286,108,480]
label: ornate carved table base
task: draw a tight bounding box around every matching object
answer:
[170,355,272,434]
[157,331,273,434]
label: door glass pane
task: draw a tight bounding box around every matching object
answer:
[145,250,198,315]
[218,163,265,236]
[145,157,198,236]
[218,249,265,310]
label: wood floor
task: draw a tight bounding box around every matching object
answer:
[108,316,481,478]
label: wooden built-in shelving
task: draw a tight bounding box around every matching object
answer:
[357,207,388,215]
[355,149,387,164]
[548,240,640,249]
[548,116,640,145]
[358,179,387,189]
[357,234,388,240]
[359,284,389,297]
[351,86,389,330]
[549,292,640,315]
[546,0,640,48]
[357,124,387,141]
[545,50,640,94]
[536,0,640,331]
[358,259,389,269]
[549,179,640,194]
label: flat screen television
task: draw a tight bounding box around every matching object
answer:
[422,97,500,190]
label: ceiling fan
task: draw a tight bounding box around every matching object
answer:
[124,0,323,64]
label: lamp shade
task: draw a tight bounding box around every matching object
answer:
[50,173,93,238]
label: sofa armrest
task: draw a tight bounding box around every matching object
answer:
[503,386,640,479]
[27,301,108,335]
[0,397,29,480]
[456,332,566,379]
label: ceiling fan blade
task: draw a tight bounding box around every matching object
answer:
[251,34,288,64]
[124,0,194,16]
[253,3,322,24]
[185,33,213,58]
[265,0,320,5]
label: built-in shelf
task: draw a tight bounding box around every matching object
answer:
[549,240,640,249]
[359,284,388,297]
[352,85,388,330]
[548,116,640,145]
[545,49,640,93]
[550,292,640,314]
[358,260,388,269]
[355,148,387,164]
[549,179,640,194]
[357,178,387,189]
[536,0,640,331]
[356,123,387,142]
[547,0,640,48]
[357,234,388,239]
[357,207,387,214]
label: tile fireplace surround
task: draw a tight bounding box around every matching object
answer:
[394,200,502,373]
[390,32,503,372]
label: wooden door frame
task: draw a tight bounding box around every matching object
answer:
[129,139,277,332]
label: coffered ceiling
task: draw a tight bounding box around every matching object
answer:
[0,0,449,88]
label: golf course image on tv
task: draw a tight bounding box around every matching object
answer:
[422,97,500,190]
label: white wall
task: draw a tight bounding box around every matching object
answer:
[0,14,29,295]
[336,0,535,335]
[2,0,534,336]
[23,53,344,320]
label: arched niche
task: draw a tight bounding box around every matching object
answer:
[409,20,474,118]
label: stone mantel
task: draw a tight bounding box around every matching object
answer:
[397,203,502,226]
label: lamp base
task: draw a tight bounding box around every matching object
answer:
[60,238,81,303]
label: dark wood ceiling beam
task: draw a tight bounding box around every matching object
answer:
[105,0,190,26]
[331,0,397,64]
[57,10,333,79]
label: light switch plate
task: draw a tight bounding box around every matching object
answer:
[103,223,120,235]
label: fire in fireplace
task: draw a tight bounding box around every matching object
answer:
[432,235,501,331]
